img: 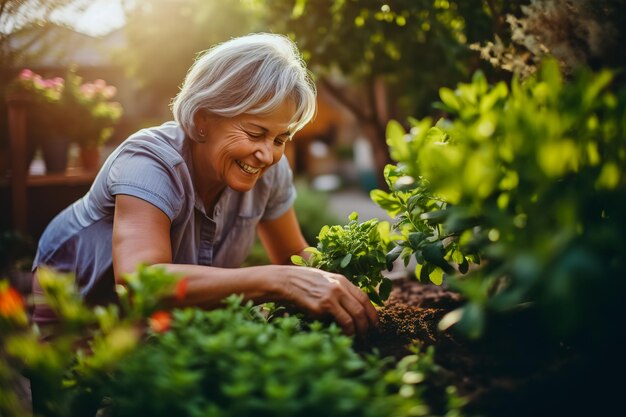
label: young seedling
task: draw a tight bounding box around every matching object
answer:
[291,212,394,306]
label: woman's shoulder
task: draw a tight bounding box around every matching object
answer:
[110,121,188,169]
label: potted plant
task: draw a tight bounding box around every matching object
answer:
[61,69,123,171]
[7,69,65,173]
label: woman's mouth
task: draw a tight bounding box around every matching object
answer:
[236,160,261,174]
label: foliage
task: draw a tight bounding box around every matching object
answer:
[1,266,460,417]
[262,0,497,112]
[292,212,395,305]
[0,230,34,274]
[91,298,443,417]
[473,0,626,79]
[0,0,88,68]
[372,60,626,342]
[116,0,262,107]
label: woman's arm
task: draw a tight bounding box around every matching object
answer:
[112,195,377,335]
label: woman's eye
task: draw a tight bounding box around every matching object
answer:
[274,138,287,146]
[246,131,264,139]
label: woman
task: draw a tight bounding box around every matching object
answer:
[32,33,377,336]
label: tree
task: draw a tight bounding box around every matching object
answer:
[115,0,265,117]
[260,0,520,186]
[0,0,90,69]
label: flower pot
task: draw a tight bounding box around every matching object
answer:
[41,136,70,174]
[79,146,101,171]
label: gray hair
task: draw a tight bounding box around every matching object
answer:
[172,33,317,142]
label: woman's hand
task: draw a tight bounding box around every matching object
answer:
[279,266,379,336]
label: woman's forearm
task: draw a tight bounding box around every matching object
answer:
[151,263,286,309]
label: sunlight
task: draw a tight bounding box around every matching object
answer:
[51,0,125,36]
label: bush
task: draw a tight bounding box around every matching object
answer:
[1,266,459,417]
[372,60,626,343]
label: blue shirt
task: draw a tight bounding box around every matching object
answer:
[33,121,296,304]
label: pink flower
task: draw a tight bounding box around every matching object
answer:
[102,85,117,99]
[19,69,34,80]
[51,77,64,87]
[80,83,96,99]
[93,79,106,91]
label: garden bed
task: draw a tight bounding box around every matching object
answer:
[357,278,616,417]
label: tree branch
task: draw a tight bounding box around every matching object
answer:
[485,0,504,38]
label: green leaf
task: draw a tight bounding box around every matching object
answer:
[429,268,444,286]
[379,278,392,301]
[439,87,460,112]
[386,120,409,162]
[340,253,352,268]
[422,242,454,273]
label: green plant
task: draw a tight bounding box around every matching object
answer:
[1,266,461,417]
[92,297,444,417]
[292,212,395,305]
[372,59,626,342]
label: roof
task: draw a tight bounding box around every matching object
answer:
[6,24,125,68]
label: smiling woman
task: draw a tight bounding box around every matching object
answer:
[31,33,380,340]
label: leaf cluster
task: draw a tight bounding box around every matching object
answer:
[0,267,461,417]
[95,296,445,417]
[292,212,394,305]
[372,59,626,341]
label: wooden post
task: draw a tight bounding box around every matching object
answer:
[6,93,29,234]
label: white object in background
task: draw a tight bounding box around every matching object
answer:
[353,138,374,172]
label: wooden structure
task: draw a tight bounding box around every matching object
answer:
[1,94,95,238]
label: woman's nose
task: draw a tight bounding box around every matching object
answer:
[254,141,274,165]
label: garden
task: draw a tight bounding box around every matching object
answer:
[1,1,626,416]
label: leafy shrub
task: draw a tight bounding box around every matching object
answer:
[93,297,443,417]
[292,212,395,305]
[372,60,626,342]
[1,266,459,417]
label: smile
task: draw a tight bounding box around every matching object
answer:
[236,160,261,174]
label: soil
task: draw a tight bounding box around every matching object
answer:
[356,278,621,417]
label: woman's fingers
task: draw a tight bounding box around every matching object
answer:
[343,278,379,327]
[332,306,356,336]
[281,266,378,336]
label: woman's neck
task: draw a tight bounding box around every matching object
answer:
[190,140,226,214]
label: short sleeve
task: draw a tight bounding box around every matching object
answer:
[107,144,185,221]
[262,156,297,221]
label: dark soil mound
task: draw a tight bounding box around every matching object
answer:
[357,278,622,417]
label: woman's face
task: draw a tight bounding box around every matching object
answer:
[194,100,295,193]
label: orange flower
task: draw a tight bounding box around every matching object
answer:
[149,310,171,333]
[0,287,25,318]
[175,277,188,301]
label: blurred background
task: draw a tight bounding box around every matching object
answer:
[1,0,625,277]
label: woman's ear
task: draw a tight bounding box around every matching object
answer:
[192,109,210,143]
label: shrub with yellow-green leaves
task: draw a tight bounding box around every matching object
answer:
[372,60,626,343]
